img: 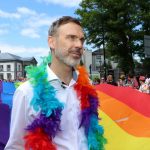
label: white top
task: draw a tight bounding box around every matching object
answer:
[145,78,150,86]
[5,66,88,150]
[139,83,149,94]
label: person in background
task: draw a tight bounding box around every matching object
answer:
[106,74,117,86]
[100,77,105,84]
[145,73,150,93]
[92,77,100,85]
[139,76,149,94]
[117,74,126,87]
[125,74,139,89]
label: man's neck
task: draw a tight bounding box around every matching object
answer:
[50,61,73,85]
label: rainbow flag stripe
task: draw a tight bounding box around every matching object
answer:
[95,84,150,150]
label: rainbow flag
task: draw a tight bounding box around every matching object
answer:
[95,84,150,150]
[0,82,16,107]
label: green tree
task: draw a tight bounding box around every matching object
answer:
[76,0,150,74]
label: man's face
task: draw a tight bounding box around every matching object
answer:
[49,22,85,67]
[107,75,113,81]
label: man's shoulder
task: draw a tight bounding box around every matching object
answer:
[16,80,33,95]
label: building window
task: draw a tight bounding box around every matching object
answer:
[96,55,101,60]
[0,73,4,80]
[7,73,12,80]
[18,64,21,71]
[0,65,3,71]
[7,65,11,71]
[96,66,100,71]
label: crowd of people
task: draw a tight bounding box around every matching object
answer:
[0,77,27,83]
[1,73,150,94]
[93,73,150,94]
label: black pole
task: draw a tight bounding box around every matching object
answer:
[99,55,101,79]
[89,64,92,75]
[102,22,106,80]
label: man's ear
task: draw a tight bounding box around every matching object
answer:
[48,36,55,50]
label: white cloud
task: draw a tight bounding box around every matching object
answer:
[0,7,59,38]
[27,15,53,28]
[35,0,82,7]
[17,7,36,16]
[0,43,49,64]
[21,28,40,38]
[0,7,36,19]
[0,9,20,19]
[20,15,58,38]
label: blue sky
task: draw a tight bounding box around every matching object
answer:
[0,0,82,63]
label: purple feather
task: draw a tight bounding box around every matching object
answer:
[26,108,62,138]
[89,95,99,113]
[79,95,99,135]
[80,108,91,135]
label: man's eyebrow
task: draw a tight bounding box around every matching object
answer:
[66,34,77,37]
[66,34,85,42]
[66,34,76,37]
[66,34,85,38]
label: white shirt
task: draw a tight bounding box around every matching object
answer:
[139,83,149,94]
[5,66,88,150]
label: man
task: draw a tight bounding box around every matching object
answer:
[106,74,117,86]
[5,16,105,150]
[139,76,149,94]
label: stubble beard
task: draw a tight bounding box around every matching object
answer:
[55,49,81,67]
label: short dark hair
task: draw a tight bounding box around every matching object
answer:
[48,16,81,36]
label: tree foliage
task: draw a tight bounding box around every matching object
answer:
[76,0,150,73]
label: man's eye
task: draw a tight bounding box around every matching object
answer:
[69,36,76,40]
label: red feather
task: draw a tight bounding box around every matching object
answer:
[24,128,56,150]
[75,66,98,110]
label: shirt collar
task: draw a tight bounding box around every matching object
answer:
[47,65,59,82]
[47,65,78,85]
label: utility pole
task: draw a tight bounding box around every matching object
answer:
[98,50,102,79]
[102,21,107,80]
[89,64,92,79]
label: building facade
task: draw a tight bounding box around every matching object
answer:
[92,49,118,79]
[0,52,37,81]
[82,49,92,74]
[144,35,150,58]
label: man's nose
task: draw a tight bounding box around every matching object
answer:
[75,39,83,48]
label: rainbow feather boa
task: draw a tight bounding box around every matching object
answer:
[24,55,106,150]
